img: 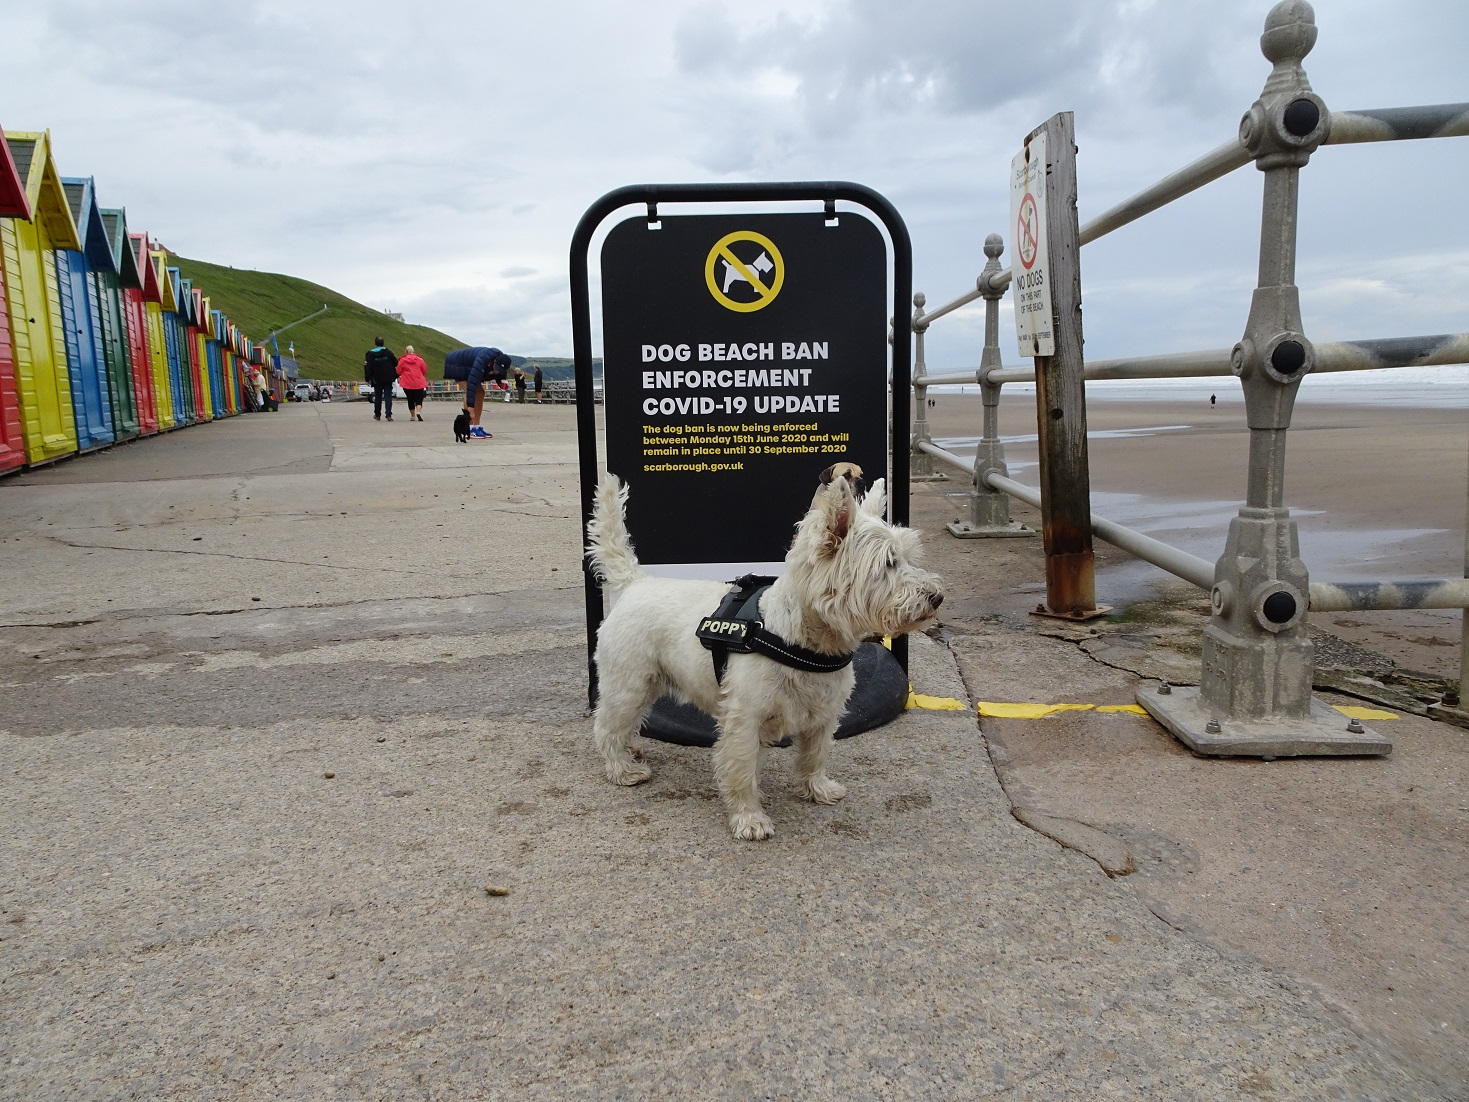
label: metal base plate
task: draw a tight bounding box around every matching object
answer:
[1136,684,1392,757]
[1030,604,1112,622]
[911,472,951,483]
[946,521,1035,539]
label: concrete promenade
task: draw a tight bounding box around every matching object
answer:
[1,395,1464,1099]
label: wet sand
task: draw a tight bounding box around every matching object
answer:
[915,392,1468,676]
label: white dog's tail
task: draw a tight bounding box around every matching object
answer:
[585,474,646,592]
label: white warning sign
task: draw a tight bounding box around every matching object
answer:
[1009,131,1053,358]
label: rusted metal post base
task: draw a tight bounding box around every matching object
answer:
[1137,683,1391,757]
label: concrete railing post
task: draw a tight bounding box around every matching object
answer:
[910,293,944,481]
[949,233,1034,539]
[1137,0,1389,756]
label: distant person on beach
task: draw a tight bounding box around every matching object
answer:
[397,345,429,422]
[364,337,399,421]
[533,364,544,404]
[1210,394,1217,408]
[250,366,269,411]
[443,346,511,439]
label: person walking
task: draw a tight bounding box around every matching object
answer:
[397,345,429,422]
[443,346,511,439]
[515,369,527,404]
[249,365,270,412]
[364,337,399,421]
[533,364,544,404]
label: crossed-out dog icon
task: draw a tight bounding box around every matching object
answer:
[721,250,774,294]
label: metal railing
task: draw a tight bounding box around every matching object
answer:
[909,0,1469,752]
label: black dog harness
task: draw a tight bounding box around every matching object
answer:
[695,574,854,683]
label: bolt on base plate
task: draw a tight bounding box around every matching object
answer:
[946,521,1035,539]
[1136,683,1392,757]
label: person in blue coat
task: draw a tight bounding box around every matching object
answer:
[444,346,511,439]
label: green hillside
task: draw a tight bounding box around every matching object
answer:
[166,256,466,381]
[167,256,591,382]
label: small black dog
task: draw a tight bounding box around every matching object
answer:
[453,411,470,443]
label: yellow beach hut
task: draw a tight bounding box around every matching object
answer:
[1,130,82,465]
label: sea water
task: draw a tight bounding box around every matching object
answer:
[929,364,1469,408]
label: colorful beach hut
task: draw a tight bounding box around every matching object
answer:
[131,233,174,431]
[1,130,82,465]
[0,125,29,475]
[183,281,214,420]
[58,176,116,451]
[151,249,193,426]
[106,208,157,435]
[82,191,139,441]
[171,269,205,420]
[200,294,224,419]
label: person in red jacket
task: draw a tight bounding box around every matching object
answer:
[397,345,430,422]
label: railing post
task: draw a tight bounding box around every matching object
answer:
[1027,112,1102,619]
[909,293,945,481]
[1137,0,1389,756]
[949,233,1034,540]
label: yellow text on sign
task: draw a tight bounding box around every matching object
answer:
[705,230,785,313]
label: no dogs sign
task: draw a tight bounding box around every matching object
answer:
[600,212,889,572]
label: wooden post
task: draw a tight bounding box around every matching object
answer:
[1030,112,1099,618]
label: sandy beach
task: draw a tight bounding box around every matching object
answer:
[917,390,1468,677]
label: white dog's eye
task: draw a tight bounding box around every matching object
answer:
[886,553,897,570]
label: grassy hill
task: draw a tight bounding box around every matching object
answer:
[167,256,465,380]
[167,256,593,382]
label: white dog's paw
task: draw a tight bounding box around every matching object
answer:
[729,811,775,841]
[605,760,652,786]
[799,776,847,804]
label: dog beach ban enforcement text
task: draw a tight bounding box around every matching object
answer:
[599,212,889,570]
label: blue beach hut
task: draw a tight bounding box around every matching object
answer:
[96,206,142,439]
[58,176,116,450]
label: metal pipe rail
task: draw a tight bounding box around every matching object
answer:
[981,333,1469,386]
[917,103,1469,325]
[918,440,1469,614]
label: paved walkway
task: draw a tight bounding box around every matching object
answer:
[0,398,1458,1099]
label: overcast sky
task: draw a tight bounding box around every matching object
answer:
[5,0,1466,367]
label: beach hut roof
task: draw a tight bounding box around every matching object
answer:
[3,130,81,250]
[130,233,162,303]
[61,177,116,272]
[0,126,28,218]
[151,250,178,311]
[178,277,196,326]
[169,269,191,324]
[99,207,144,289]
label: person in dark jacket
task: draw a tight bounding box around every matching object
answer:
[443,346,511,439]
[364,337,399,421]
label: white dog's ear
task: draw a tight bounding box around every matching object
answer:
[814,475,855,555]
[860,477,887,518]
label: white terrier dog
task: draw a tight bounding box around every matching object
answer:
[585,465,944,840]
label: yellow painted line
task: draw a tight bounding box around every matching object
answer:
[977,702,1147,718]
[1332,705,1399,720]
[906,689,968,711]
[979,702,1095,719]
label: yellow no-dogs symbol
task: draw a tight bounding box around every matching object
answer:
[705,230,784,313]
